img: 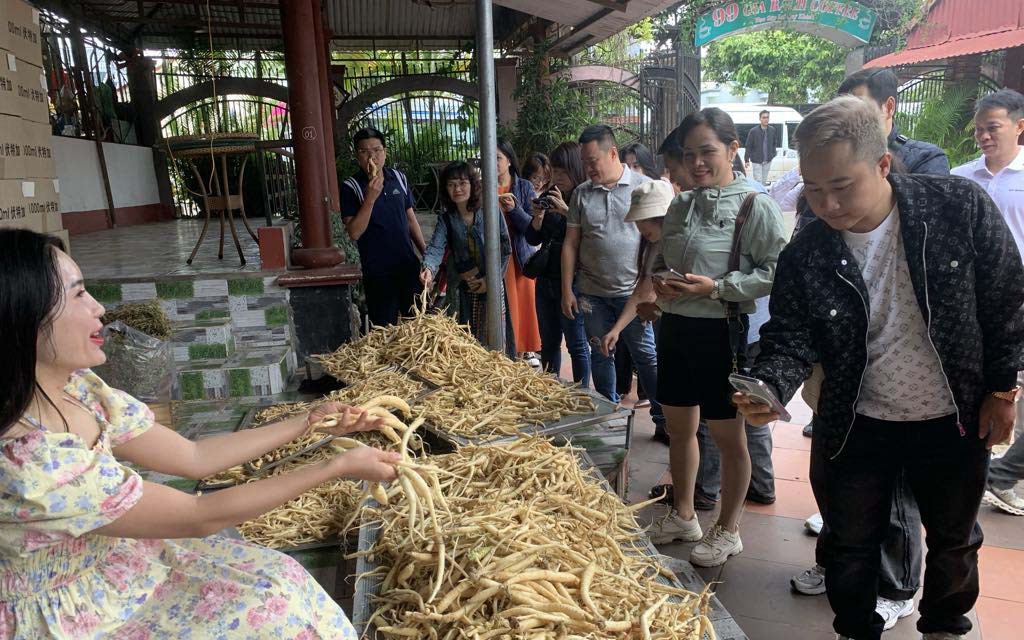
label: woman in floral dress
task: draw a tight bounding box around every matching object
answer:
[0,229,401,639]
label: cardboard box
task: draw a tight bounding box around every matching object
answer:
[25,176,59,218]
[23,119,53,177]
[1,0,42,68]
[0,177,42,230]
[0,113,25,178]
[42,209,60,231]
[0,113,53,178]
[0,52,47,123]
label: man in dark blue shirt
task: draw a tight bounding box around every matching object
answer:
[341,128,426,327]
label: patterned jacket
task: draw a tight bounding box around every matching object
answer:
[751,174,1024,459]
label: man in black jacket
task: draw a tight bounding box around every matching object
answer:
[736,96,1024,640]
[744,109,778,185]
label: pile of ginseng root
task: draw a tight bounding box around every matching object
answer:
[350,432,714,639]
[316,297,596,441]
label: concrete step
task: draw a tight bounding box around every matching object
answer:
[170,317,236,363]
[175,345,298,401]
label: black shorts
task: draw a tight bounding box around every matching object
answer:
[656,313,748,420]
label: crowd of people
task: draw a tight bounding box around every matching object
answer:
[1,67,1021,640]
[338,70,1024,640]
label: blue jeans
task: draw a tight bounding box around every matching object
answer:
[535,277,590,387]
[579,293,663,425]
[695,420,776,499]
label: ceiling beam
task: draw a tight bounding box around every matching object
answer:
[547,7,612,51]
[581,0,630,11]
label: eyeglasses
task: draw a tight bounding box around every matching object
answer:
[356,146,385,156]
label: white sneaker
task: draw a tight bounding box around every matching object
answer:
[690,524,743,567]
[805,512,824,535]
[876,597,914,631]
[651,510,702,544]
[983,486,1024,516]
[791,563,826,595]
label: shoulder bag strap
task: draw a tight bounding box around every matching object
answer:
[725,192,758,371]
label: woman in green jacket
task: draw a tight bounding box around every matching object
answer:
[649,108,787,568]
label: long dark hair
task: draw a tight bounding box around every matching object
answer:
[0,230,68,435]
[548,141,586,197]
[496,138,521,179]
[620,143,660,180]
[439,161,482,213]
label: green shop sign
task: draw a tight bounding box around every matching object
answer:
[695,0,878,48]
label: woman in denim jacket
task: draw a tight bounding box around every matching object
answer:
[420,161,515,356]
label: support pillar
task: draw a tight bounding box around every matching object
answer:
[313,0,340,212]
[280,0,343,268]
[127,53,174,220]
[1006,46,1024,95]
[476,0,504,353]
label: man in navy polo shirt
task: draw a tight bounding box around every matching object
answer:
[341,128,427,326]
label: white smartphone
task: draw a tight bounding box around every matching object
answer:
[728,373,792,422]
[652,268,692,283]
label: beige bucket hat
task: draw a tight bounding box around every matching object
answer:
[624,179,674,223]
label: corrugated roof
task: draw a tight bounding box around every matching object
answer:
[866,0,1024,67]
[35,0,681,54]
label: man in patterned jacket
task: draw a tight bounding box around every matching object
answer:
[735,96,1024,640]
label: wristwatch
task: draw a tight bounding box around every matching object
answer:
[709,280,722,301]
[992,387,1022,403]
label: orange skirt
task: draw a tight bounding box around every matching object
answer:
[504,255,541,353]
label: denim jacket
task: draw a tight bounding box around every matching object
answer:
[422,207,512,284]
[752,174,1024,459]
[504,176,539,270]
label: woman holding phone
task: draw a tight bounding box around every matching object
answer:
[649,108,787,567]
[524,142,591,386]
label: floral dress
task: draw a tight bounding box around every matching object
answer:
[0,371,357,640]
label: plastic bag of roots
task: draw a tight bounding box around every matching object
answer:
[92,320,174,402]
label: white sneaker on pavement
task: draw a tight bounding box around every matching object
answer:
[876,597,914,631]
[983,486,1024,516]
[791,563,827,595]
[690,524,743,567]
[805,512,824,535]
[650,510,702,544]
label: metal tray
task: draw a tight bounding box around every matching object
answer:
[420,386,630,447]
[352,449,698,638]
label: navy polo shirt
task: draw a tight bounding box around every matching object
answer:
[340,167,419,277]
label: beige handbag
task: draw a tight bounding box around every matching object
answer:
[801,363,824,413]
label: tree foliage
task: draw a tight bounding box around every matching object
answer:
[704,31,848,103]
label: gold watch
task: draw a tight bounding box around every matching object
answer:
[992,387,1022,404]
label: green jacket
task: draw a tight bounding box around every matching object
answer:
[653,177,787,318]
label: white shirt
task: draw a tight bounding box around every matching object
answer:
[841,206,957,422]
[951,146,1024,255]
[769,166,803,212]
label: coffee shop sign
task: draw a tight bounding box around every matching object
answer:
[695,0,878,48]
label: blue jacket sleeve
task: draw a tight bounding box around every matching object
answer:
[422,216,449,274]
[505,178,535,236]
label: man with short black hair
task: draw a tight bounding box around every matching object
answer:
[953,87,1024,517]
[737,96,1024,640]
[341,127,427,327]
[838,68,949,175]
[744,109,778,184]
[563,124,664,432]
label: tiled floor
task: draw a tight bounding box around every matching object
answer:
[72,219,265,280]
[617,385,1024,640]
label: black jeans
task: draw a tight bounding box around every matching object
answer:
[810,431,922,601]
[362,268,420,327]
[822,414,988,640]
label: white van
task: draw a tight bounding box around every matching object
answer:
[712,103,803,184]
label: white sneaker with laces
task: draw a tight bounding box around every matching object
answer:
[791,563,826,595]
[876,597,914,631]
[690,524,743,567]
[805,512,824,535]
[651,510,702,544]
[983,486,1024,516]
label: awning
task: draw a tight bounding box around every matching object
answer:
[866,26,1024,67]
